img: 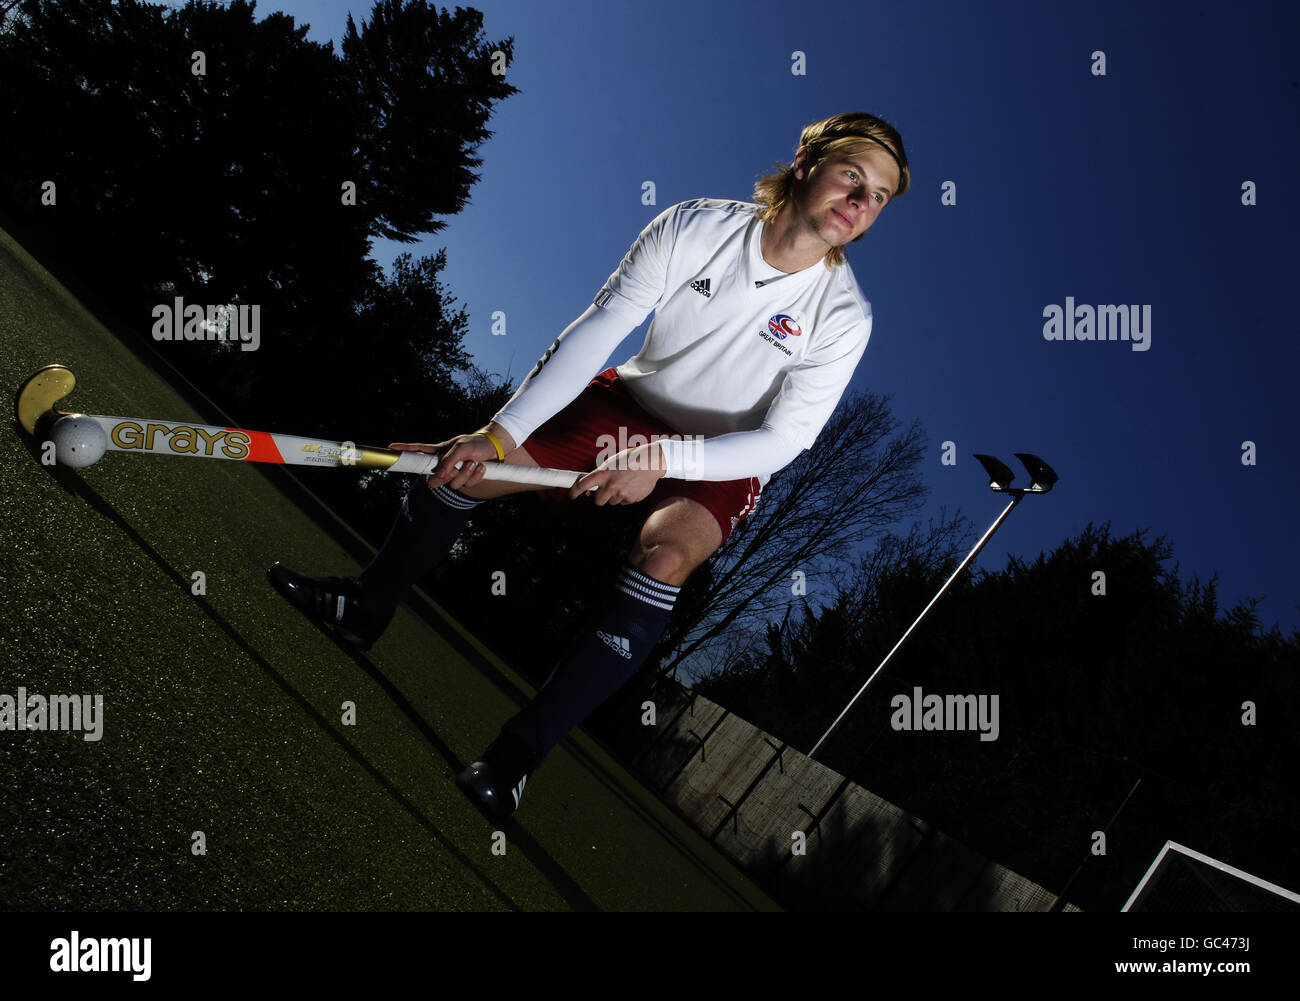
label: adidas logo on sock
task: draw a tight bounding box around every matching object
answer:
[690,278,711,298]
[512,774,527,808]
[596,630,632,659]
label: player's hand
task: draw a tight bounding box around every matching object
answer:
[388,432,498,493]
[569,442,668,506]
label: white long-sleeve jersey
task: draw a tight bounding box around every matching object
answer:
[490,198,873,484]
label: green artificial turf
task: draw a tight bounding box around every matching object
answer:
[0,225,780,912]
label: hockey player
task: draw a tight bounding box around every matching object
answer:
[269,111,910,817]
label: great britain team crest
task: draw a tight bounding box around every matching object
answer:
[759,312,804,356]
[767,313,803,340]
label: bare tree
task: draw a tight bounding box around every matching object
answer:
[0,0,25,34]
[655,388,937,678]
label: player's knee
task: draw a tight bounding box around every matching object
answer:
[630,539,701,585]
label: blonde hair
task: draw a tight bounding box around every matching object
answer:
[754,111,910,268]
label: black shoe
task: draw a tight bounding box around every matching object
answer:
[266,562,393,651]
[456,732,538,819]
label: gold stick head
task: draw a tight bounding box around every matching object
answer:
[15,364,76,435]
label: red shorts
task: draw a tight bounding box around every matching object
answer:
[520,369,760,547]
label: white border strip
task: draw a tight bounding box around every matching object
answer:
[1121,841,1172,912]
[1122,839,1300,911]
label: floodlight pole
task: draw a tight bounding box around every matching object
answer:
[806,453,1058,763]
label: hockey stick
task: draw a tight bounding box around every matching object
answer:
[15,363,593,490]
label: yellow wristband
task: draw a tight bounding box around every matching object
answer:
[480,429,506,462]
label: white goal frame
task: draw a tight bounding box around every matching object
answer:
[1122,840,1300,911]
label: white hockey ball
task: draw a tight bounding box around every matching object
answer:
[50,414,108,468]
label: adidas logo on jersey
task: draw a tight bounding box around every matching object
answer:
[597,630,632,659]
[690,278,711,298]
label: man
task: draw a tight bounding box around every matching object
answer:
[269,111,910,818]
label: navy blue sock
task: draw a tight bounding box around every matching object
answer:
[502,563,681,765]
[358,481,485,610]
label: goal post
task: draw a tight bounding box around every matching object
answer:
[1122,840,1300,912]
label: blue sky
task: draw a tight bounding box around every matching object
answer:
[263,0,1298,635]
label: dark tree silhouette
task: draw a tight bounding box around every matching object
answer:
[695,522,1300,909]
[342,2,516,241]
[0,0,518,546]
